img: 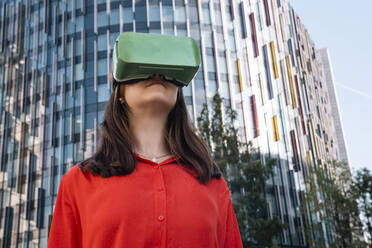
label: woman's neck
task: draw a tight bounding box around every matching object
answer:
[129,111,170,157]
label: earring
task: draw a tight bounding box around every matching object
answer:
[119,97,124,104]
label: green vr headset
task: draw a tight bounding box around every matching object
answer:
[112,32,201,88]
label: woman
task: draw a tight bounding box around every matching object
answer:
[47,73,243,248]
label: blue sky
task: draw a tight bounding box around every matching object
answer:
[288,0,372,171]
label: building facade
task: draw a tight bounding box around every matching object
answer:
[0,0,343,247]
[317,48,350,165]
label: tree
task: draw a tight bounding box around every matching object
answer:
[353,167,372,244]
[197,92,286,247]
[303,160,368,248]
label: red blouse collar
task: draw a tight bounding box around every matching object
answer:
[134,152,181,166]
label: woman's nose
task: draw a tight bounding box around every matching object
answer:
[151,74,165,81]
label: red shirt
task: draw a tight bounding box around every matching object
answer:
[47,153,243,248]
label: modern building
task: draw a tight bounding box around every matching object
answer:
[0,0,345,247]
[317,48,350,165]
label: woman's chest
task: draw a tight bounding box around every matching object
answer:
[76,167,223,246]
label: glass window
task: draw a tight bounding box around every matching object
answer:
[67,0,73,11]
[177,28,187,36]
[162,6,173,23]
[98,110,104,125]
[98,35,106,51]
[98,11,108,27]
[207,55,215,72]
[175,6,186,23]
[220,80,229,99]
[74,64,84,81]
[149,5,160,22]
[190,24,200,41]
[76,16,84,32]
[204,31,213,48]
[110,8,120,25]
[228,30,236,51]
[110,32,119,48]
[98,59,107,76]
[219,56,227,74]
[85,86,96,105]
[75,38,82,56]
[217,32,224,50]
[189,7,198,24]
[74,87,81,106]
[208,79,216,96]
[64,114,71,137]
[135,6,147,22]
[86,112,95,130]
[98,83,110,102]
[124,8,133,24]
[182,83,192,97]
[256,2,263,30]
[214,9,222,26]
[202,7,210,24]
[149,28,161,34]
[194,79,206,116]
[57,47,63,61]
[64,143,73,164]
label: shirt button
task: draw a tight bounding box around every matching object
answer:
[158,215,165,221]
[158,188,164,192]
[154,165,160,169]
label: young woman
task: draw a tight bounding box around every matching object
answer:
[47,73,243,248]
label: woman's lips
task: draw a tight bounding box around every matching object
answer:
[147,81,166,87]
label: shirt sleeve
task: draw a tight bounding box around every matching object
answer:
[224,194,244,248]
[47,175,80,248]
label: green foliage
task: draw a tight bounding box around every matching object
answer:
[353,167,372,244]
[197,92,286,247]
[302,160,370,248]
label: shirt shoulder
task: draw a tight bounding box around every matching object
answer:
[60,163,95,193]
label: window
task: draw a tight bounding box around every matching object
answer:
[269,41,279,78]
[98,11,108,27]
[175,6,186,23]
[255,2,263,30]
[250,95,260,137]
[272,115,279,141]
[202,6,211,24]
[123,8,133,24]
[262,44,273,99]
[249,13,259,57]
[239,2,247,38]
[110,9,120,25]
[228,30,236,51]
[290,130,300,171]
[163,6,173,23]
[98,59,107,76]
[149,5,160,22]
[228,0,234,20]
[285,56,297,108]
[294,75,306,134]
[279,59,290,105]
[135,6,147,22]
[263,0,271,26]
[98,34,107,52]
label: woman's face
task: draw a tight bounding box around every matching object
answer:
[119,74,179,115]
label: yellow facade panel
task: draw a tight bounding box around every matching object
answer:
[270,41,279,78]
[237,59,243,92]
[285,56,297,108]
[272,115,280,141]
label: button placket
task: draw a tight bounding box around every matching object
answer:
[153,165,167,246]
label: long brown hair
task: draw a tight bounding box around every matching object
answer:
[78,81,222,185]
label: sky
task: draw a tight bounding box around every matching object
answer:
[288,0,372,172]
